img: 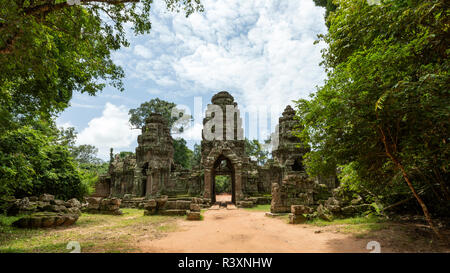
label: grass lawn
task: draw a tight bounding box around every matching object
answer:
[243,204,271,211]
[0,208,181,253]
[307,215,389,236]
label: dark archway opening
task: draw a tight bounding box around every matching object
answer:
[141,162,149,196]
[211,155,235,204]
[292,157,304,172]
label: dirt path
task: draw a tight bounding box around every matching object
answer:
[138,208,393,253]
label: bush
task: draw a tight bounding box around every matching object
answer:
[0,125,87,201]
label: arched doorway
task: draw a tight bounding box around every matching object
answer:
[211,155,235,204]
[203,145,244,203]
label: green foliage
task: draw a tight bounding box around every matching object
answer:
[0,1,203,134]
[118,151,134,159]
[243,204,271,212]
[244,138,269,165]
[313,0,338,24]
[173,138,193,169]
[214,175,231,194]
[296,0,449,216]
[192,143,202,167]
[129,98,195,169]
[71,145,102,165]
[0,122,87,200]
[128,98,192,132]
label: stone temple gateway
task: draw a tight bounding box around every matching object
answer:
[201,91,246,203]
[94,91,337,212]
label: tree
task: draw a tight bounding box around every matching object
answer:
[0,121,88,200]
[0,0,203,133]
[244,138,269,165]
[192,143,202,167]
[215,175,231,194]
[296,0,448,237]
[128,98,192,132]
[313,0,337,24]
[57,126,103,165]
[173,138,193,169]
[128,98,194,169]
[71,144,103,165]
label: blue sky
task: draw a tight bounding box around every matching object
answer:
[56,0,328,160]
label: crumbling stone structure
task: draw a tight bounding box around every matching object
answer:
[93,91,336,212]
[201,91,247,203]
[272,105,309,171]
[84,197,122,215]
[269,105,334,213]
[135,113,174,197]
[6,194,82,228]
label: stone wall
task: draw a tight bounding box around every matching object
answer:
[91,94,338,207]
[6,194,82,228]
[84,197,122,215]
[93,175,111,197]
[271,173,314,213]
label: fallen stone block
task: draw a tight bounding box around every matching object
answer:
[186,210,201,220]
[176,200,191,210]
[237,201,254,208]
[289,213,307,224]
[159,209,187,216]
[39,194,54,202]
[291,205,312,215]
[189,203,200,212]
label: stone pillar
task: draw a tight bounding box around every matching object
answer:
[203,169,212,199]
[234,164,244,201]
[145,173,152,197]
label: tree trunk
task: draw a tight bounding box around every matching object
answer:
[379,126,442,239]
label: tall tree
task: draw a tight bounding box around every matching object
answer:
[296,0,448,237]
[173,138,193,169]
[128,98,194,168]
[0,120,89,200]
[128,98,192,132]
[192,143,202,167]
[313,0,337,24]
[0,0,203,133]
[58,126,102,164]
[245,138,269,165]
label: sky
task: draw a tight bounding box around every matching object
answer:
[56,0,328,161]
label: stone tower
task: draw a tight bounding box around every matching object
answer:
[201,91,246,203]
[135,113,174,197]
[272,105,309,171]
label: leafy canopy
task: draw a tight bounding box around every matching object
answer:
[0,0,203,133]
[300,0,449,215]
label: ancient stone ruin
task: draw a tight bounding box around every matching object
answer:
[92,91,340,219]
[6,194,82,228]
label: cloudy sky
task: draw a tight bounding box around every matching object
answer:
[56,0,328,160]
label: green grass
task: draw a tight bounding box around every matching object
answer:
[0,209,181,253]
[307,215,388,235]
[243,204,271,211]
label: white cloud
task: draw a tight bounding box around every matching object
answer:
[98,0,328,145]
[70,102,102,109]
[57,121,75,130]
[133,44,153,59]
[121,0,327,124]
[76,103,140,160]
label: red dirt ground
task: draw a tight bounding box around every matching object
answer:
[138,207,395,253]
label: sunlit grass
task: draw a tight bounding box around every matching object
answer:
[307,215,388,234]
[0,209,181,253]
[243,204,271,211]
